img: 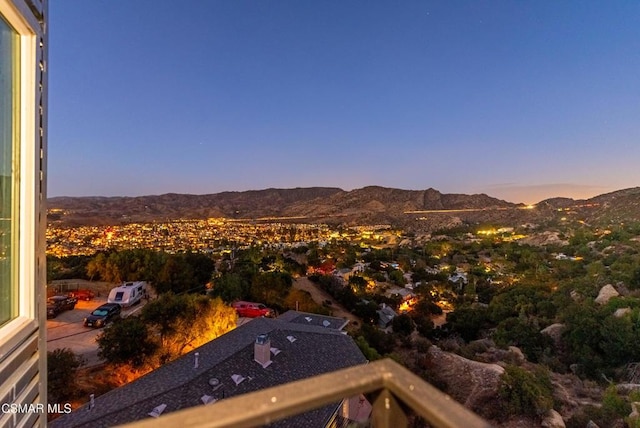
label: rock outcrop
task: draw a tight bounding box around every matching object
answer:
[595,284,619,305]
[541,409,566,428]
[426,346,504,419]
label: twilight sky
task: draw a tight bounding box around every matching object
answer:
[48,1,640,204]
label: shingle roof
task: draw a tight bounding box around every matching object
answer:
[51,313,366,428]
[277,310,350,331]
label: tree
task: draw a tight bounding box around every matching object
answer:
[446,306,489,342]
[348,275,368,293]
[97,317,157,367]
[493,317,552,363]
[284,288,328,314]
[141,294,236,363]
[48,348,84,404]
[249,271,292,309]
[210,272,249,303]
[392,313,414,336]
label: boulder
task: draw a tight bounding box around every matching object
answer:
[595,284,619,305]
[426,346,504,419]
[508,346,526,364]
[541,409,566,428]
[614,307,631,318]
[541,323,566,346]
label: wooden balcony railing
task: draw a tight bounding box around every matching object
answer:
[121,358,492,428]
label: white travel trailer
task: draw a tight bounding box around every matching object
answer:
[107,281,147,307]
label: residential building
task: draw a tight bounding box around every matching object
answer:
[50,312,368,428]
[0,0,48,427]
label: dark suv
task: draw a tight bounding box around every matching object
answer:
[83,303,121,328]
[47,295,78,318]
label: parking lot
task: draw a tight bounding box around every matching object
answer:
[47,295,250,367]
[46,297,144,366]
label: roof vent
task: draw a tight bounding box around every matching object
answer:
[148,404,167,418]
[255,334,272,368]
[287,335,297,343]
[194,352,200,369]
[201,395,216,405]
[88,394,95,410]
[231,374,246,386]
[305,316,312,322]
[270,347,281,356]
[322,320,331,328]
[208,378,222,392]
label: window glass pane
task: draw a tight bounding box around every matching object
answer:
[0,14,19,326]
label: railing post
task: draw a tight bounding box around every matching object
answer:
[371,388,407,428]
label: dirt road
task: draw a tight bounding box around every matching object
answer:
[293,277,360,328]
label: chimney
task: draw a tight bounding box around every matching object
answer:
[194,352,199,369]
[254,333,272,368]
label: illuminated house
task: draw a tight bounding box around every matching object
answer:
[0,0,48,427]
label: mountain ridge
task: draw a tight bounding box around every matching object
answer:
[48,186,640,230]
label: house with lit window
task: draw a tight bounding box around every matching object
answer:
[50,311,370,428]
[0,1,48,427]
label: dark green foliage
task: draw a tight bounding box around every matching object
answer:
[209,272,250,303]
[348,275,367,292]
[493,317,552,363]
[567,387,632,428]
[354,336,381,361]
[601,385,631,420]
[47,255,92,281]
[392,313,414,336]
[411,314,434,338]
[47,348,84,403]
[631,267,640,290]
[249,271,292,309]
[488,284,556,324]
[561,302,640,376]
[446,306,489,342]
[388,269,405,286]
[154,252,215,294]
[356,324,395,355]
[97,317,157,367]
[499,365,553,417]
[141,292,191,340]
[85,249,215,295]
[353,300,379,325]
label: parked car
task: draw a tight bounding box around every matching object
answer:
[83,303,122,328]
[232,301,275,318]
[47,295,78,318]
[68,289,95,301]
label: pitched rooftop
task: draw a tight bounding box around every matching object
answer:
[51,312,365,428]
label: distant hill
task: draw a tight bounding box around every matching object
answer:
[48,186,640,230]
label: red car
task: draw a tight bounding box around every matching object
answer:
[232,301,275,318]
[68,289,95,301]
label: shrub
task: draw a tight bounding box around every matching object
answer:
[499,365,553,417]
[48,348,84,403]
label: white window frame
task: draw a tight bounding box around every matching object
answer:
[0,0,42,353]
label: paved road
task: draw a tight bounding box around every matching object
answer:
[46,297,145,366]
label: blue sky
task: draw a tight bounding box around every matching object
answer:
[48,1,640,204]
